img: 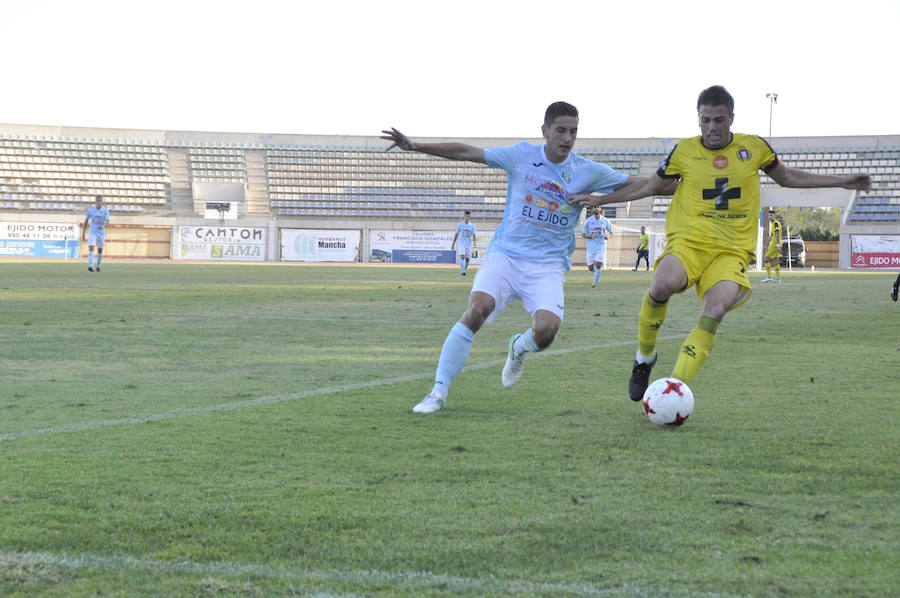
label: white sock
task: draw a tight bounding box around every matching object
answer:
[432,322,474,395]
[513,328,540,356]
[635,350,655,364]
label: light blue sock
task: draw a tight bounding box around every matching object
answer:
[96,253,102,266]
[593,268,602,285]
[432,322,475,395]
[512,328,542,356]
[88,250,94,267]
[460,258,466,274]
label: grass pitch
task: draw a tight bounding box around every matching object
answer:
[0,261,897,597]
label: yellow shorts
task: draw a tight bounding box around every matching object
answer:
[656,239,753,311]
[765,243,781,259]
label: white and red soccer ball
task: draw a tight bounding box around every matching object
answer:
[642,377,694,427]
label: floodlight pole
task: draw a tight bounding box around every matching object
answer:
[766,92,778,137]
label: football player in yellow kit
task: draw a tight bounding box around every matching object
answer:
[762,210,783,282]
[570,85,871,401]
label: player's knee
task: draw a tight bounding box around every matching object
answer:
[533,329,555,349]
[648,280,676,303]
[700,298,732,322]
[532,319,560,349]
[461,295,493,330]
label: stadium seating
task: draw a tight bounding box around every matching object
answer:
[189,144,246,182]
[0,135,169,213]
[0,128,897,224]
[765,145,900,222]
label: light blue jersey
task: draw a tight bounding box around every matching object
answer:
[86,205,110,236]
[483,142,627,270]
[582,215,613,252]
[455,221,476,250]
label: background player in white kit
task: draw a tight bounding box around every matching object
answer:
[581,206,613,288]
[451,210,477,275]
[82,195,109,272]
[382,102,632,413]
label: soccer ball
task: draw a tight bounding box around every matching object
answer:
[642,377,694,427]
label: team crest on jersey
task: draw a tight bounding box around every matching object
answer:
[737,148,752,161]
[713,155,729,170]
[562,172,572,183]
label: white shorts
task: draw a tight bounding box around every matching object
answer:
[470,252,565,323]
[457,245,472,259]
[87,232,106,248]
[586,245,606,265]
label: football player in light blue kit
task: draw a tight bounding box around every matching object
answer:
[451,210,477,275]
[82,195,110,272]
[382,102,634,413]
[581,205,614,288]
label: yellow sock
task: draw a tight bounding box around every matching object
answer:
[671,316,719,384]
[637,291,668,357]
[765,263,772,277]
[774,264,781,280]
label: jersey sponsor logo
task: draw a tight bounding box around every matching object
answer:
[737,148,752,161]
[536,197,547,209]
[713,155,729,170]
[524,193,534,204]
[548,200,559,212]
[703,177,741,210]
[524,173,567,201]
[560,203,572,215]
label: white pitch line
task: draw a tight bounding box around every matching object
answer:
[0,549,750,598]
[0,335,685,442]
[142,311,450,326]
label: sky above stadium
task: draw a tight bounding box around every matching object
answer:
[4,0,899,141]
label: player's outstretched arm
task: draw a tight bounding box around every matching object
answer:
[569,174,675,208]
[380,128,486,163]
[768,164,872,191]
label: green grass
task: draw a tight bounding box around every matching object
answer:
[0,261,897,597]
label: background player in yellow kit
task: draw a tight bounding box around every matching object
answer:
[633,225,650,271]
[762,210,782,282]
[570,85,871,400]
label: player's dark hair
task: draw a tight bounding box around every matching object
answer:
[544,102,578,127]
[464,210,471,215]
[697,85,734,113]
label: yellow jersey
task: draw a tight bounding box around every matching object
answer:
[638,232,650,251]
[658,133,779,257]
[767,219,782,249]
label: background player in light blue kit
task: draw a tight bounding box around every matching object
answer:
[82,195,109,272]
[382,102,634,413]
[451,210,477,275]
[581,206,613,288]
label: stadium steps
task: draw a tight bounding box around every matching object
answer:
[244,150,270,216]
[613,155,665,219]
[167,150,196,216]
